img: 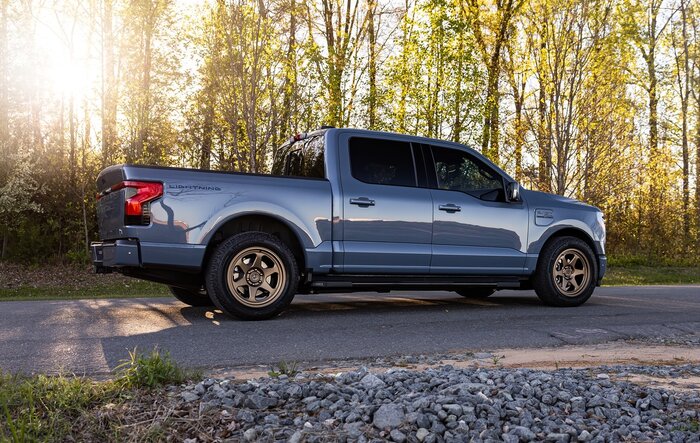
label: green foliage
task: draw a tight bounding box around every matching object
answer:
[1,0,700,265]
[268,360,300,378]
[0,348,197,442]
[0,371,113,442]
[114,348,194,390]
[604,265,700,286]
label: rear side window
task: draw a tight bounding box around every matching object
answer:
[431,146,504,201]
[349,137,416,187]
[271,135,325,178]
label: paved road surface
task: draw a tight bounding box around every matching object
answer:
[0,286,698,375]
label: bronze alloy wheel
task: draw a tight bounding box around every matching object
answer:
[226,246,287,308]
[552,248,591,297]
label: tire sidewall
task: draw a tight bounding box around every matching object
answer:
[535,237,597,307]
[205,232,299,320]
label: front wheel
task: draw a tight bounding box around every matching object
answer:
[533,236,597,307]
[169,286,214,307]
[205,232,299,320]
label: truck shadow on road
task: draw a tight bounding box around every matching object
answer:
[96,292,557,372]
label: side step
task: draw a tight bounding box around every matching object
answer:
[308,274,523,291]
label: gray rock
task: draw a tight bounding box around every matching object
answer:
[245,394,277,410]
[243,428,257,442]
[288,430,303,443]
[361,373,386,388]
[443,404,463,416]
[390,429,407,443]
[416,428,430,442]
[512,426,536,441]
[578,430,592,441]
[373,403,405,429]
[180,391,199,403]
[545,433,571,442]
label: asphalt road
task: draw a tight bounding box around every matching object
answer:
[0,286,698,375]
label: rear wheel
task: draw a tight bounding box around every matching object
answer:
[533,236,596,307]
[205,232,299,320]
[456,288,495,299]
[168,286,213,307]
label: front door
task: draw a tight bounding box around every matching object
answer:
[427,145,528,274]
[339,135,433,273]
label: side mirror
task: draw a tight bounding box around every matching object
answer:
[506,181,521,202]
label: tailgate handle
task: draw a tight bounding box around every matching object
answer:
[349,197,375,207]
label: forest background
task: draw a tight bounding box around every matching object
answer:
[1,0,699,267]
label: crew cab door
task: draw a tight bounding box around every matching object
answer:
[338,134,433,273]
[425,144,528,274]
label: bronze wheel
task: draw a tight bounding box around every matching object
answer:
[225,247,287,308]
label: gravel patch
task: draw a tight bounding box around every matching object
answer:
[629,333,700,348]
[169,364,700,442]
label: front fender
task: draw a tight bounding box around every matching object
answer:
[529,220,602,256]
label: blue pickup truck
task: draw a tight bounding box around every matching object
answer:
[92,128,606,319]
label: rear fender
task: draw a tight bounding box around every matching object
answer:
[195,203,320,250]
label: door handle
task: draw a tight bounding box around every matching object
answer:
[439,203,461,213]
[350,197,375,207]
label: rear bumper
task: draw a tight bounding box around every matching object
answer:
[91,240,139,272]
[91,240,206,272]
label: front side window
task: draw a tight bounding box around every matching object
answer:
[349,137,416,187]
[431,146,504,201]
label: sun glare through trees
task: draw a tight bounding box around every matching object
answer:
[0,0,699,264]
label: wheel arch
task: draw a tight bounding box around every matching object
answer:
[534,227,600,275]
[201,213,307,274]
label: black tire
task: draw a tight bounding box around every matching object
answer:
[168,286,213,307]
[456,288,495,298]
[205,231,299,320]
[533,236,597,307]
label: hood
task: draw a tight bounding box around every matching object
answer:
[522,189,599,212]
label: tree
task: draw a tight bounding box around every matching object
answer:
[670,0,692,238]
[307,0,367,127]
[461,0,522,163]
[0,151,42,260]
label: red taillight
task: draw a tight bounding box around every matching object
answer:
[98,181,163,225]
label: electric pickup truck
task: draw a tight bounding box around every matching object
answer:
[92,128,606,320]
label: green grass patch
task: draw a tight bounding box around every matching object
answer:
[0,280,169,302]
[0,348,196,442]
[604,265,700,286]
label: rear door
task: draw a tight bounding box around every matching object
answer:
[338,134,433,273]
[426,144,528,274]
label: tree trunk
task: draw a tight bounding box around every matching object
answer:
[136,26,152,162]
[101,0,118,167]
[537,84,550,192]
[366,0,377,129]
[0,0,8,158]
[280,0,297,142]
[678,1,690,238]
[513,97,523,181]
[1,231,7,261]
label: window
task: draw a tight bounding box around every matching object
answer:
[349,137,417,187]
[271,135,325,179]
[431,146,504,201]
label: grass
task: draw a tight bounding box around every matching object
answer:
[603,265,700,286]
[2,259,700,303]
[268,360,300,378]
[0,348,197,443]
[0,280,169,302]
